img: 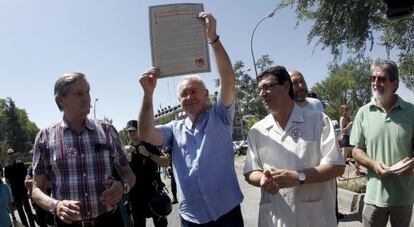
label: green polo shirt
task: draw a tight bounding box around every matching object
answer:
[350,95,414,207]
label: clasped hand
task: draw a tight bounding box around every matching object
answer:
[260,168,300,195]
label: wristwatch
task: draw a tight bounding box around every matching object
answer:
[122,180,130,195]
[298,172,306,185]
[49,200,59,215]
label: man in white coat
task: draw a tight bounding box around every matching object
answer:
[244,66,345,227]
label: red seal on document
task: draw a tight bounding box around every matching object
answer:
[66,147,77,159]
[195,58,205,68]
[291,128,303,143]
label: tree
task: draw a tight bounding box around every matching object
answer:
[0,97,39,164]
[311,59,372,120]
[118,129,129,145]
[216,55,273,138]
[2,98,29,153]
[276,0,414,93]
[233,60,268,120]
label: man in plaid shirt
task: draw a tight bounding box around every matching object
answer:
[31,72,136,227]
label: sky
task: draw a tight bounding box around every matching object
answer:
[0,0,413,131]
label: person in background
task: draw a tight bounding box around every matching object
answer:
[288,70,324,111]
[31,72,136,227]
[162,146,178,204]
[4,148,35,227]
[339,104,363,176]
[244,66,345,227]
[1,164,13,227]
[125,119,170,227]
[138,12,244,227]
[351,58,414,227]
[25,165,52,227]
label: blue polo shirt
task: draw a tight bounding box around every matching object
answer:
[159,99,243,224]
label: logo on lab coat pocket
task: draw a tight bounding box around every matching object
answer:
[291,128,303,143]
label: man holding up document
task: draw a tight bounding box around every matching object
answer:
[350,58,414,227]
[138,12,243,227]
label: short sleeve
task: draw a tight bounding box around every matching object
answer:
[32,129,48,176]
[350,109,365,148]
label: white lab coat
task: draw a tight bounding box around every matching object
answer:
[244,105,344,227]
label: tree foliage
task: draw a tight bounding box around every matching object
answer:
[311,59,372,120]
[118,129,129,145]
[222,55,274,137]
[276,0,414,92]
[0,98,39,164]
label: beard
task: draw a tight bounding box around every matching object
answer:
[372,87,391,103]
[294,88,308,102]
[294,94,307,102]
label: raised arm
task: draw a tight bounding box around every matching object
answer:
[138,67,164,146]
[199,12,235,107]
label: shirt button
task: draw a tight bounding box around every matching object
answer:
[83,173,86,177]
[85,193,88,197]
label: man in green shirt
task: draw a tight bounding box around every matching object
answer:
[350,58,414,227]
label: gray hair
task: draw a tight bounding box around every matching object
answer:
[177,75,207,95]
[54,72,86,110]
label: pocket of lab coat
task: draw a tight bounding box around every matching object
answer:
[297,199,328,227]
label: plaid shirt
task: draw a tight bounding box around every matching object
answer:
[33,118,129,220]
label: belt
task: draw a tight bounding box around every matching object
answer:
[77,219,99,227]
[73,208,117,227]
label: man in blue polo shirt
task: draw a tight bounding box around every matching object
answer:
[137,12,243,227]
[351,58,414,227]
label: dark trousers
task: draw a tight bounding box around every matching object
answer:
[55,208,123,227]
[118,195,133,227]
[13,191,35,227]
[130,200,167,227]
[32,202,51,227]
[180,205,243,227]
[171,174,177,201]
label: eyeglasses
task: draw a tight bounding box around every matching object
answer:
[370,75,388,83]
[258,82,280,93]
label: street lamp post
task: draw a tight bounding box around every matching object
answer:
[250,9,276,77]
[93,98,99,119]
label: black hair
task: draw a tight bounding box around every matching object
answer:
[257,66,294,99]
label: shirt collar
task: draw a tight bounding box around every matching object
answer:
[262,103,304,131]
[368,94,406,110]
[60,117,96,131]
[184,111,207,129]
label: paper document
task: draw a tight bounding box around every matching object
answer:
[149,3,211,78]
[388,157,414,174]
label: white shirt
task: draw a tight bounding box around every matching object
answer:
[244,104,344,227]
[304,97,324,111]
